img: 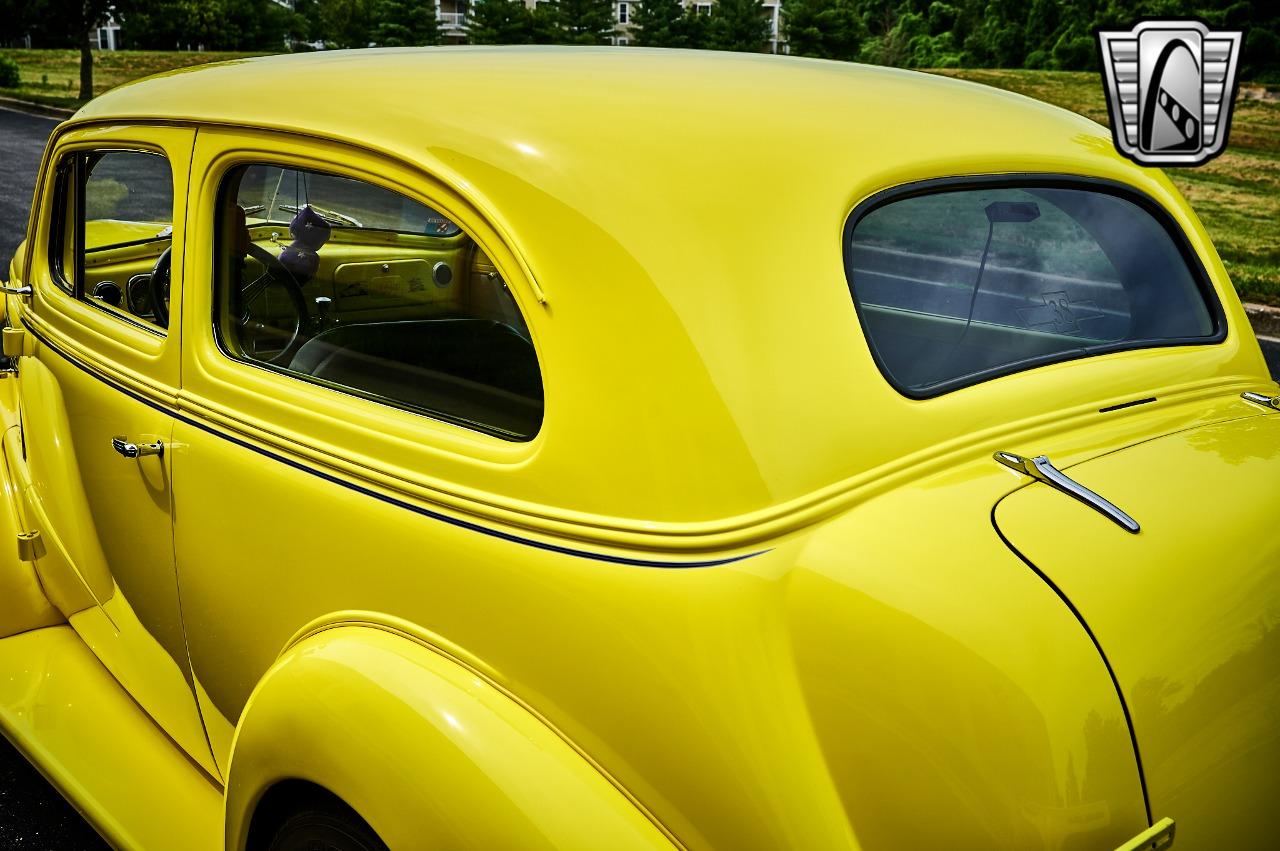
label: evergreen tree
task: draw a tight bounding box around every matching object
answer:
[372,0,439,45]
[708,0,771,52]
[633,0,685,47]
[677,4,712,49]
[468,0,535,43]
[556,0,616,44]
[530,0,565,43]
[781,0,863,60]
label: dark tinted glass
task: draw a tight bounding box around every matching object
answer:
[846,184,1217,395]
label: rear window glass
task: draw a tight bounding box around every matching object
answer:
[844,181,1220,396]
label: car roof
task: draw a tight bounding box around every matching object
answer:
[66,49,1227,533]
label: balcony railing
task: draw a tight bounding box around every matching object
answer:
[438,11,467,29]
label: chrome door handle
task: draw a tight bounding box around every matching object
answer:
[0,285,32,296]
[995,451,1140,534]
[112,436,163,459]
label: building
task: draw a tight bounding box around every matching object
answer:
[91,13,122,51]
[439,0,470,43]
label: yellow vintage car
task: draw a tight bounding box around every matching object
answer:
[0,47,1276,851]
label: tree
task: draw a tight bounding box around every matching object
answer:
[316,0,374,47]
[372,0,439,45]
[632,0,685,46]
[124,0,295,50]
[678,4,712,49]
[1022,0,1059,59]
[32,0,119,98]
[467,0,535,43]
[780,0,863,60]
[555,0,615,44]
[529,1,565,42]
[708,0,771,52]
[0,0,37,47]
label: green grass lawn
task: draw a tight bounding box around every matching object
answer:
[934,69,1280,306]
[0,49,266,108]
[2,51,1276,304]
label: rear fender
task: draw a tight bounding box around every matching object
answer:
[225,618,677,851]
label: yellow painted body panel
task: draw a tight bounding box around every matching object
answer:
[995,411,1280,850]
[0,626,222,850]
[225,624,675,850]
[0,374,64,637]
[0,48,1273,848]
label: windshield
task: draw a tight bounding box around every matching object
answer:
[844,180,1221,396]
[234,165,462,237]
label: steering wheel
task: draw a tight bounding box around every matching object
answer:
[237,243,311,366]
[148,247,173,328]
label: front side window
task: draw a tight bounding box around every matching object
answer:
[50,149,174,329]
[214,164,543,440]
[844,180,1220,396]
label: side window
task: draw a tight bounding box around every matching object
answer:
[49,149,174,329]
[214,164,544,440]
[845,183,1218,396]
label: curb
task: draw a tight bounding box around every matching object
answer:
[1244,302,1280,341]
[0,96,74,120]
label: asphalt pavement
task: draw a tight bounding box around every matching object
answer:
[0,109,54,279]
[0,106,107,849]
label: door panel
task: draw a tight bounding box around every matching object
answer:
[994,411,1280,848]
[13,124,218,778]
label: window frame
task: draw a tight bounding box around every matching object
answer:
[841,173,1227,400]
[46,146,176,337]
[210,159,545,443]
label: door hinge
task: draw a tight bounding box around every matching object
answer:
[1,327,24,359]
[16,530,44,561]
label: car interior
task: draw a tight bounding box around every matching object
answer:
[71,156,544,440]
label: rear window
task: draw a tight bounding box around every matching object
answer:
[844,179,1221,397]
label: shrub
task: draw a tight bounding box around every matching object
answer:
[0,56,20,89]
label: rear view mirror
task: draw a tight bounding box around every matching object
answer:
[985,201,1041,223]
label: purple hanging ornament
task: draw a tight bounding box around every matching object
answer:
[279,205,332,282]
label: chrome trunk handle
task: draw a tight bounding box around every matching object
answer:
[1242,391,1280,410]
[995,451,1140,534]
[112,436,163,459]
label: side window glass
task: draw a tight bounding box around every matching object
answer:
[50,149,174,329]
[214,165,544,440]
